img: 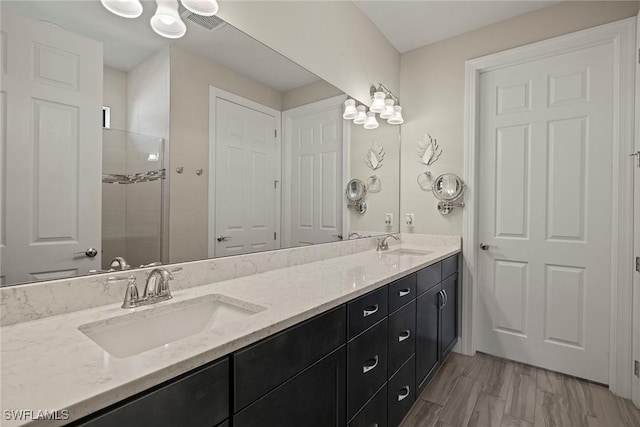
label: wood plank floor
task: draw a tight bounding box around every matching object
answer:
[400,353,640,427]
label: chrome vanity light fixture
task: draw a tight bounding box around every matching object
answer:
[341,84,404,129]
[101,0,220,39]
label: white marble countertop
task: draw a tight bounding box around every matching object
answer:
[0,240,460,426]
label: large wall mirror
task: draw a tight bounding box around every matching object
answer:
[0,0,401,287]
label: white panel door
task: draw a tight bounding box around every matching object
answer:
[284,101,343,247]
[477,42,614,383]
[0,11,102,284]
[215,98,278,256]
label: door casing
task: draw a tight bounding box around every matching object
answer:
[462,17,636,397]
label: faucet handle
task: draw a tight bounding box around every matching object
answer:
[118,276,139,309]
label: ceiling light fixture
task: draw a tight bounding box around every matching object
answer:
[343,99,358,120]
[100,0,143,18]
[150,0,186,39]
[102,0,220,39]
[181,0,219,16]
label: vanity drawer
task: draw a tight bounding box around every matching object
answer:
[348,384,388,427]
[234,305,346,411]
[387,356,415,427]
[348,286,388,339]
[348,318,388,419]
[234,346,346,427]
[387,300,416,377]
[388,273,416,313]
[442,254,458,280]
[75,358,229,427]
[417,262,441,295]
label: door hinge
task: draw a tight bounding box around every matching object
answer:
[274,232,277,240]
[274,180,279,189]
[635,360,639,377]
[274,129,277,138]
[636,256,640,273]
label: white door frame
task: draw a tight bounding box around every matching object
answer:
[208,86,282,258]
[632,10,640,409]
[462,18,636,397]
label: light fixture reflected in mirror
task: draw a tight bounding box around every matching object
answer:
[150,0,186,39]
[380,99,395,119]
[370,91,386,113]
[353,105,367,124]
[387,106,404,125]
[181,0,219,16]
[100,0,143,18]
[363,112,379,130]
[343,98,357,120]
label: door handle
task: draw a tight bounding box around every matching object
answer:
[362,355,379,373]
[398,329,411,342]
[397,386,411,401]
[332,234,343,240]
[74,248,98,258]
[363,304,379,317]
[217,235,230,242]
[479,242,492,250]
[398,288,411,297]
[629,151,640,167]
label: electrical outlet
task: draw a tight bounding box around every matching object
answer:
[384,213,393,227]
[405,213,415,228]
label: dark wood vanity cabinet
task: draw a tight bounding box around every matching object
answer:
[72,253,459,427]
[416,254,459,394]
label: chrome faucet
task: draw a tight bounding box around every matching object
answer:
[377,234,400,251]
[109,257,131,271]
[118,267,180,309]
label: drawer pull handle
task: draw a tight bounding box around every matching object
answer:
[398,288,411,297]
[369,424,379,427]
[362,355,379,373]
[398,330,411,342]
[363,304,379,317]
[397,386,411,401]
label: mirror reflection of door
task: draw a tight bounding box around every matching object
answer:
[1,10,102,284]
[213,94,280,257]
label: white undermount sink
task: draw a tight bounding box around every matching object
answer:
[384,248,434,257]
[78,294,266,358]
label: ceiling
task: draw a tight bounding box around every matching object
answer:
[354,1,559,53]
[1,0,320,92]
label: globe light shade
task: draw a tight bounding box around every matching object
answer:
[101,0,143,18]
[150,0,187,39]
[343,99,358,120]
[363,112,379,130]
[353,106,367,124]
[380,99,395,119]
[181,0,219,16]
[370,91,386,113]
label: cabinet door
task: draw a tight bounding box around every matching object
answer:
[76,358,229,427]
[348,384,387,427]
[440,273,458,359]
[234,346,346,427]
[416,285,440,394]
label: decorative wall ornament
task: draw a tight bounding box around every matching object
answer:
[364,141,385,171]
[366,175,382,193]
[416,133,442,166]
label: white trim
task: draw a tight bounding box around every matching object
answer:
[208,87,282,258]
[632,10,640,408]
[281,94,347,246]
[462,18,636,397]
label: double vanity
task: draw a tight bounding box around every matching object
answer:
[0,235,460,427]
